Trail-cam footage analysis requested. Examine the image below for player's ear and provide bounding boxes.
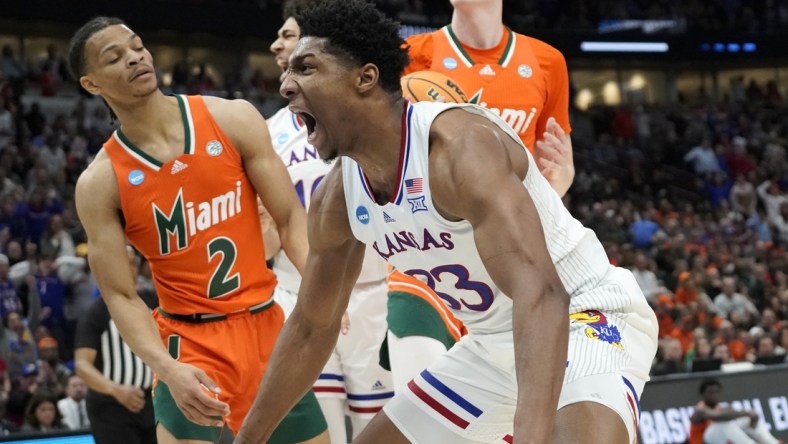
[80,75,101,96]
[357,63,379,94]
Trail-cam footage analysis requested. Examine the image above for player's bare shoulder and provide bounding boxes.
[75,150,120,208]
[74,149,123,229]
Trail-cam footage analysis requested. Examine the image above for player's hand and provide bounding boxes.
[341,311,351,335]
[161,362,229,427]
[535,117,574,198]
[112,384,146,413]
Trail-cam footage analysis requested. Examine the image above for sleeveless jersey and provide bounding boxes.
[267,107,386,293]
[103,95,275,315]
[343,102,636,335]
[405,25,571,151]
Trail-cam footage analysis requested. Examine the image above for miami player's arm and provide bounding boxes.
[533,43,574,197]
[75,154,229,427]
[206,97,308,273]
[429,109,570,443]
[236,164,364,443]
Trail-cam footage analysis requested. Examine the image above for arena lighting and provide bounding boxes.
[580,41,669,53]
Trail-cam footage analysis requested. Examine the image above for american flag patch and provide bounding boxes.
[405,178,423,195]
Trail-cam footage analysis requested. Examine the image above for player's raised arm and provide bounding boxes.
[207,97,309,273]
[428,109,570,442]
[75,155,229,427]
[236,165,365,443]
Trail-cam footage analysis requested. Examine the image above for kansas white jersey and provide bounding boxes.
[342,101,644,335]
[268,108,386,292]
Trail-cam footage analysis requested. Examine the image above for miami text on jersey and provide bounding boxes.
[372,229,455,260]
[469,89,537,136]
[153,181,243,255]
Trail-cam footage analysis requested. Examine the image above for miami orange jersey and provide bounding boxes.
[405,25,571,151]
[103,95,275,315]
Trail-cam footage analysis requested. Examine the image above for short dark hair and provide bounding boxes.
[295,0,409,95]
[699,378,722,395]
[68,16,125,79]
[282,0,313,21]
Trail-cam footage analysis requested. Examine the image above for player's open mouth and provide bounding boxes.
[298,112,317,136]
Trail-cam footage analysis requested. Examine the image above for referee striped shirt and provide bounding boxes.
[75,290,158,390]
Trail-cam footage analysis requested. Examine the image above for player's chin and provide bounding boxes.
[317,144,338,162]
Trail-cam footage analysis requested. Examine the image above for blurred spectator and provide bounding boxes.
[631,252,661,304]
[32,255,67,348]
[39,215,74,259]
[631,208,666,250]
[20,393,64,432]
[0,255,22,320]
[0,97,14,150]
[0,45,26,101]
[651,337,687,375]
[3,305,40,381]
[714,320,747,362]
[756,180,787,223]
[753,335,786,364]
[36,337,69,391]
[729,174,757,216]
[684,136,722,175]
[713,276,759,321]
[57,374,88,430]
[35,44,70,97]
[6,363,40,426]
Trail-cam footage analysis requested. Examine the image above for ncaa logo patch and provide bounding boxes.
[276,132,289,145]
[356,206,370,225]
[442,57,458,70]
[128,170,145,186]
[518,64,533,78]
[206,140,223,156]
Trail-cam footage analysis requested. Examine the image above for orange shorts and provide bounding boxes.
[152,301,285,434]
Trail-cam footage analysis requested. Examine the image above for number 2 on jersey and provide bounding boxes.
[207,236,240,298]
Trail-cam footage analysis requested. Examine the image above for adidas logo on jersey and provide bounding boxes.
[383,212,396,223]
[170,160,188,174]
[479,64,496,76]
[371,380,385,390]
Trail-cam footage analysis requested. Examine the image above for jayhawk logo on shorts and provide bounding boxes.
[569,310,624,350]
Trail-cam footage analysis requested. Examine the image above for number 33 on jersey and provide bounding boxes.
[103,95,276,315]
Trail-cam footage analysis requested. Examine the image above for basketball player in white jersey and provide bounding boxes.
[235,1,658,443]
[388,0,576,396]
[263,3,394,441]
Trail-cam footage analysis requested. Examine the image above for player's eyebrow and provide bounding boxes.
[99,33,139,57]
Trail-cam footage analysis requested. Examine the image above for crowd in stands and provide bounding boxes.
[568,83,788,376]
[1,30,788,435]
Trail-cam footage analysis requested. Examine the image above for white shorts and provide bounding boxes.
[383,296,658,443]
[278,280,394,418]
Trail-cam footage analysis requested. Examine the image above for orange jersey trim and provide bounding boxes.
[388,269,467,341]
